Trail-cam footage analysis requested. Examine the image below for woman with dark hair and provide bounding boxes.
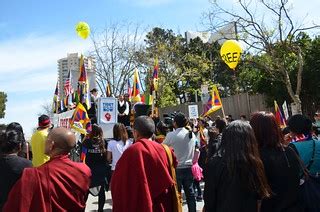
[288,114,320,175]
[155,121,169,143]
[0,130,32,210]
[82,124,108,212]
[207,119,227,159]
[204,120,271,212]
[107,123,132,172]
[6,122,31,160]
[250,112,302,212]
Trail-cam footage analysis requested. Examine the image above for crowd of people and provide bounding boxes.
[1,104,320,211]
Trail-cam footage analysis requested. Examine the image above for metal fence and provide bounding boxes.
[159,93,272,120]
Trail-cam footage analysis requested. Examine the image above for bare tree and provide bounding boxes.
[91,22,146,96]
[206,0,320,113]
[38,101,54,120]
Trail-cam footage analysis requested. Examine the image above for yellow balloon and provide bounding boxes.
[75,22,90,39]
[220,40,243,70]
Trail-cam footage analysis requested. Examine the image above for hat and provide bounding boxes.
[38,115,52,129]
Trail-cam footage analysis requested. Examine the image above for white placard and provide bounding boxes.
[188,105,199,119]
[98,97,118,124]
[53,109,75,129]
[282,101,289,120]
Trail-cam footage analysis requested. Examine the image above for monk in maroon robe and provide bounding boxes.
[3,127,91,212]
[111,116,177,212]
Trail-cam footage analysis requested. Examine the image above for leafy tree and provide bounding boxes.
[207,0,320,113]
[0,92,7,118]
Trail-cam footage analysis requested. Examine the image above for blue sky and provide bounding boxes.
[0,0,319,137]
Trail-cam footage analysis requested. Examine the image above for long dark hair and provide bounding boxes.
[6,122,26,143]
[250,112,283,148]
[87,124,105,153]
[219,120,271,198]
[113,123,128,145]
[0,130,24,154]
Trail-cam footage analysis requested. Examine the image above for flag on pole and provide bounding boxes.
[70,103,92,134]
[274,100,287,128]
[203,85,222,117]
[282,101,289,120]
[53,81,59,113]
[106,82,111,97]
[152,58,159,92]
[132,69,142,102]
[77,55,90,109]
[145,94,153,105]
[127,79,132,100]
[64,70,73,96]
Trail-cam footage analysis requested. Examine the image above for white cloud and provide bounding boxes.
[0,33,92,74]
[0,71,57,93]
[2,97,52,139]
[0,33,91,138]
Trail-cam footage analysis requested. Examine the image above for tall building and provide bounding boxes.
[58,53,96,100]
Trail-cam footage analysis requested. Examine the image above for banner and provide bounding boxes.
[53,109,75,129]
[188,105,199,119]
[98,97,118,124]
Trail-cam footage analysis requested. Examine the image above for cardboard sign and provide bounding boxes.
[188,105,199,119]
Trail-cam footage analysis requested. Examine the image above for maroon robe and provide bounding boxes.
[111,138,177,212]
[3,154,91,212]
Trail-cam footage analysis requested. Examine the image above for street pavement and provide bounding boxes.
[85,186,205,212]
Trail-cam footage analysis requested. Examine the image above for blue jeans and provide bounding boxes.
[176,167,196,212]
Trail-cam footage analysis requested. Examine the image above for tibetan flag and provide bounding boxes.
[152,58,159,92]
[203,85,222,117]
[77,55,90,110]
[132,69,142,102]
[274,100,287,128]
[127,80,132,100]
[106,82,111,97]
[80,147,87,163]
[78,55,87,83]
[70,103,92,134]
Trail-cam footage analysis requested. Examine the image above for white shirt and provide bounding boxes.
[163,127,196,169]
[118,100,130,115]
[107,139,132,170]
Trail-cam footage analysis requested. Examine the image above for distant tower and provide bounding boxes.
[57,53,96,100]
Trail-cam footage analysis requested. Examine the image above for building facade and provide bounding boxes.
[58,53,96,100]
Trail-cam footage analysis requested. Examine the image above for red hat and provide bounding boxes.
[38,115,52,128]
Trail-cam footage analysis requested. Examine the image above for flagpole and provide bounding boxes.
[151,90,155,117]
[221,103,226,120]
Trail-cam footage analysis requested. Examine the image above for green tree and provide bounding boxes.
[0,91,7,118]
[207,0,320,114]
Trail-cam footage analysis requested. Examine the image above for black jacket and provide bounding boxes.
[204,156,259,212]
[260,147,303,212]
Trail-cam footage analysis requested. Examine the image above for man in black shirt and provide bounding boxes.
[0,130,32,210]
